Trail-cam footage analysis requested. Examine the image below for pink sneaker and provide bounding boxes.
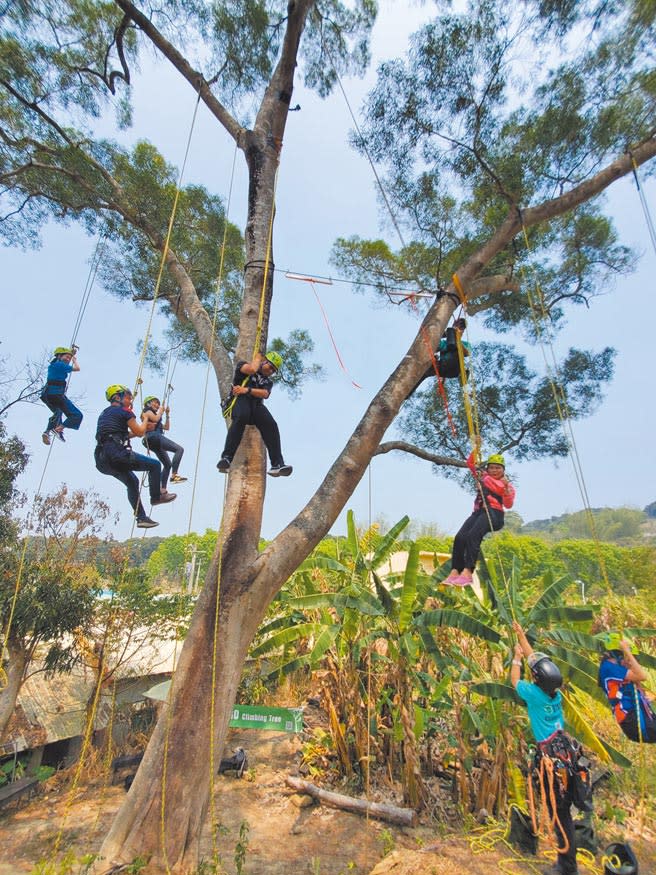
[448,575,473,587]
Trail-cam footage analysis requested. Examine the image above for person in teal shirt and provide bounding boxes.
[511,621,580,875]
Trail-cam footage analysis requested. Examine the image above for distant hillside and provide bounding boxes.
[521,505,656,544]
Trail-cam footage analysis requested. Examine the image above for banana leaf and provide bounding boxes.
[250,622,325,657]
[368,514,411,568]
[417,608,502,643]
[529,571,575,615]
[562,691,631,768]
[398,542,419,633]
[309,625,339,663]
[542,628,604,652]
[530,605,595,625]
[471,681,523,705]
[298,555,350,574]
[371,570,396,617]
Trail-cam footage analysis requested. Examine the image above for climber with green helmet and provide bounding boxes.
[141,396,187,488]
[444,437,515,587]
[598,632,656,743]
[217,351,292,477]
[40,346,82,445]
[94,384,176,529]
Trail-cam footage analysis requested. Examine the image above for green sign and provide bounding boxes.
[228,704,304,733]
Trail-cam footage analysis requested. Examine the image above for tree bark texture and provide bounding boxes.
[0,637,27,747]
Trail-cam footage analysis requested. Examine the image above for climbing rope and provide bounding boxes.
[515,217,613,596]
[0,223,112,688]
[629,152,656,257]
[132,90,202,396]
[156,142,240,873]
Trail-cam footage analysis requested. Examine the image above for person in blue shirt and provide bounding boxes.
[598,632,656,743]
[217,351,292,477]
[94,384,176,529]
[40,346,83,445]
[511,621,581,875]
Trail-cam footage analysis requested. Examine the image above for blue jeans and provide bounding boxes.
[41,393,83,432]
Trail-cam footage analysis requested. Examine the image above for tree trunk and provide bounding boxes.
[0,636,28,746]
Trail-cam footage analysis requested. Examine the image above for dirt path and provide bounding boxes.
[0,728,654,875]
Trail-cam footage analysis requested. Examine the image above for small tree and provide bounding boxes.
[0,486,112,743]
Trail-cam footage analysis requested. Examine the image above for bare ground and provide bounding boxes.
[0,726,654,875]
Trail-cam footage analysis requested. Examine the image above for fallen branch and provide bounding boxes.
[285,775,417,827]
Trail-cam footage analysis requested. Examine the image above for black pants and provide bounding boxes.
[95,444,161,520]
[620,706,656,743]
[222,397,283,466]
[546,782,578,875]
[41,393,83,432]
[451,507,504,571]
[143,434,184,489]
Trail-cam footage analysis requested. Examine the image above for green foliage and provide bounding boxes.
[234,820,250,875]
[0,420,28,544]
[489,530,656,595]
[145,530,218,588]
[398,341,614,480]
[523,507,649,543]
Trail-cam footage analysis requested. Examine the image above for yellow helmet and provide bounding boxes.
[264,351,283,371]
[105,384,128,402]
[143,396,159,406]
[53,346,74,356]
[486,454,505,467]
[603,632,638,654]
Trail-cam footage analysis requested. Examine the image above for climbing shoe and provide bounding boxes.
[152,492,177,505]
[445,574,473,587]
[137,517,159,529]
[217,457,231,473]
[268,464,293,477]
[170,473,188,483]
[42,432,51,446]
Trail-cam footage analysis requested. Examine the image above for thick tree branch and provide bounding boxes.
[374,441,466,468]
[255,136,656,592]
[112,0,244,145]
[467,274,520,300]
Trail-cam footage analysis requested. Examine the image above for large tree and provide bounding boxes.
[1,0,655,871]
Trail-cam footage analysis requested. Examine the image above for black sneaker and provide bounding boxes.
[170,473,188,483]
[217,457,231,473]
[152,492,177,505]
[137,517,159,529]
[53,428,65,442]
[268,464,293,477]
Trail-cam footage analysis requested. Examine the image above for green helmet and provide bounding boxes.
[105,384,128,402]
[53,346,74,356]
[486,453,505,468]
[143,396,159,406]
[264,351,283,371]
[603,632,638,654]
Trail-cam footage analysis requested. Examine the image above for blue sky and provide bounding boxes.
[2,2,655,545]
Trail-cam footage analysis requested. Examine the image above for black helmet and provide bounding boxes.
[529,653,563,696]
[603,842,639,875]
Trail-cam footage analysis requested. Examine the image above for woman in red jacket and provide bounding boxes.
[445,446,516,587]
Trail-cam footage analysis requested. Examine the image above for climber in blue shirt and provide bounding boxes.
[40,346,83,445]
